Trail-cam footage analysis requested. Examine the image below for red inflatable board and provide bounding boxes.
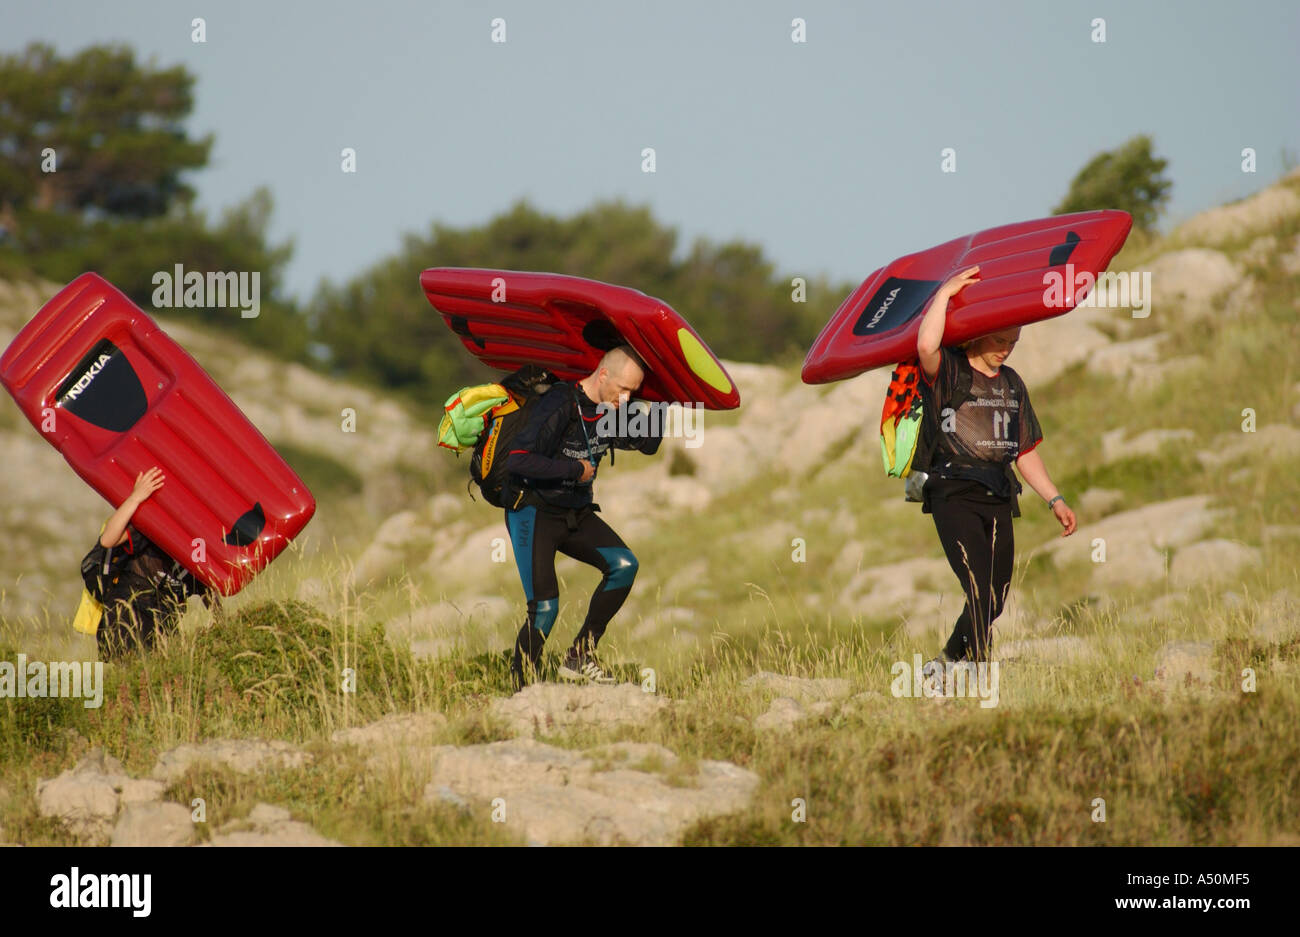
[420,269,741,410]
[0,273,315,596]
[801,210,1133,383]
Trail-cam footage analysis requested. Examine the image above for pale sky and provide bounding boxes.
[5,0,1298,301]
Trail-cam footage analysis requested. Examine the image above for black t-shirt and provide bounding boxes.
[919,346,1043,515]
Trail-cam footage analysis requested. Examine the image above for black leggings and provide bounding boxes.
[930,495,1015,661]
[504,503,639,664]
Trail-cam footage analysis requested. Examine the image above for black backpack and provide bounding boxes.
[469,364,558,507]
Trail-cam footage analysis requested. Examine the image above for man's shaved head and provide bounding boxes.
[600,344,647,376]
[583,344,647,406]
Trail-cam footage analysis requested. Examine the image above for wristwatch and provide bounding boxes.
[1047,495,1065,510]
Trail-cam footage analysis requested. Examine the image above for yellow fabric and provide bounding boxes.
[73,522,108,635]
[72,589,103,635]
[459,383,510,410]
[881,419,898,472]
[478,397,520,475]
[438,382,511,451]
[882,419,918,476]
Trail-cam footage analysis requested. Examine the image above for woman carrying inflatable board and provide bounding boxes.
[801,211,1128,670]
[916,266,1076,670]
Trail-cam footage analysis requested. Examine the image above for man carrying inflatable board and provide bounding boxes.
[502,345,662,689]
[423,268,740,689]
[916,267,1076,672]
[78,466,221,658]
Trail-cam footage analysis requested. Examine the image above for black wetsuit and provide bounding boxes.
[81,526,206,658]
[918,346,1043,661]
[502,382,662,675]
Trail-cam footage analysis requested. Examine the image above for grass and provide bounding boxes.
[1,539,1298,845]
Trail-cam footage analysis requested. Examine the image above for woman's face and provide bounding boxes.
[971,329,1020,369]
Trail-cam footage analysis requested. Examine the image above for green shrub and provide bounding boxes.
[196,600,424,730]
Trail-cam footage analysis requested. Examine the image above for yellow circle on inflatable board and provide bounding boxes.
[676,328,731,394]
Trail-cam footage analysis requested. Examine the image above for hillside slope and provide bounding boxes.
[2,173,1298,846]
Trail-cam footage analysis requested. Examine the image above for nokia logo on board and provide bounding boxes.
[62,353,113,403]
[864,286,901,330]
[852,277,943,336]
[55,339,148,432]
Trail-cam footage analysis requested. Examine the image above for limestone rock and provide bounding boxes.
[1172,184,1300,247]
[1196,424,1300,470]
[490,683,668,737]
[111,802,195,847]
[1129,354,1205,394]
[209,802,341,847]
[350,510,428,585]
[331,711,449,748]
[838,557,956,614]
[151,739,311,784]
[1077,487,1124,518]
[754,697,806,731]
[1170,539,1261,587]
[34,748,147,843]
[1145,249,1242,322]
[998,636,1095,663]
[423,523,510,590]
[1124,593,1189,626]
[1154,641,1215,686]
[630,606,695,640]
[1089,335,1166,381]
[742,671,852,702]
[1252,589,1300,643]
[1030,495,1224,590]
[1100,427,1194,465]
[428,492,464,524]
[421,738,759,846]
[331,712,449,770]
[1280,233,1300,277]
[36,764,120,843]
[119,779,166,806]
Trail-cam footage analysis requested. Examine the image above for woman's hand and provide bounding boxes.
[1052,500,1077,536]
[129,467,165,504]
[100,466,165,548]
[918,266,981,376]
[941,265,980,297]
